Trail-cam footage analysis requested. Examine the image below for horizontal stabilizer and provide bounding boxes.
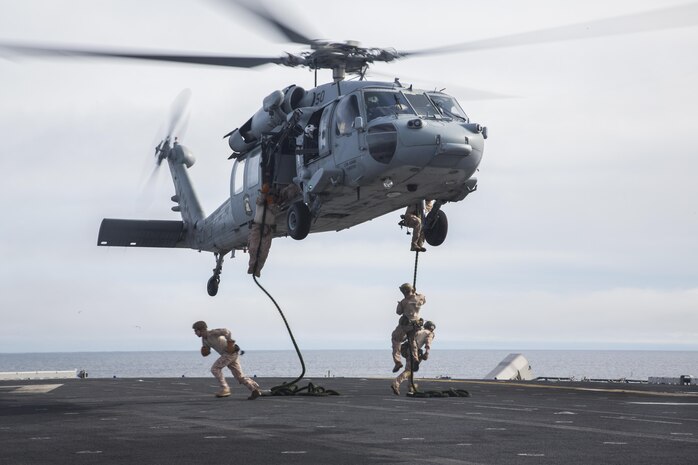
[98,219,184,248]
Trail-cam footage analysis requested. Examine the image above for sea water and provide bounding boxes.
[1,350,696,380]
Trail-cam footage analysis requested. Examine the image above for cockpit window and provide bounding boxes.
[364,91,413,122]
[428,93,469,122]
[335,94,360,136]
[318,103,334,157]
[404,93,439,118]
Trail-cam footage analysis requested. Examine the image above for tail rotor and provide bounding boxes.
[153,88,191,169]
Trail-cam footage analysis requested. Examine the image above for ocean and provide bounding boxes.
[0,350,696,381]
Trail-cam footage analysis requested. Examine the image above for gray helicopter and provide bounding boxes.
[99,73,483,296]
[3,1,695,296]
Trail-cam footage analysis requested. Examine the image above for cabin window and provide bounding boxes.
[246,153,260,188]
[364,91,413,122]
[233,158,246,195]
[335,94,360,136]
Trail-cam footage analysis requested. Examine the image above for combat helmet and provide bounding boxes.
[399,283,413,293]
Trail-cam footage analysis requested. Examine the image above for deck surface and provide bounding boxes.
[1,377,697,464]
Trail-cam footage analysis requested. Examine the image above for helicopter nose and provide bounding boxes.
[434,134,473,157]
[395,121,484,170]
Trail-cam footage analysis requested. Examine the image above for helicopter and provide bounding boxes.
[2,1,695,296]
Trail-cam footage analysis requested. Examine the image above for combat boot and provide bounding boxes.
[215,387,231,397]
[391,383,400,396]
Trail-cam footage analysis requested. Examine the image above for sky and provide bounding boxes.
[1,0,697,353]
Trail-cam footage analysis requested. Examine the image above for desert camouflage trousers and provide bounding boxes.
[391,325,419,365]
[211,352,260,392]
[248,224,273,276]
[402,213,424,249]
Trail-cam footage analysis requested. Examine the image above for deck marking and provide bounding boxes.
[447,380,698,398]
[601,415,682,425]
[281,451,307,454]
[518,453,545,456]
[629,402,698,406]
[299,399,698,444]
[76,451,103,454]
[2,384,64,394]
[476,405,536,412]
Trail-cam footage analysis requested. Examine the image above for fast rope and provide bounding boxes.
[403,332,470,398]
[412,250,420,290]
[408,249,420,393]
[404,251,469,399]
[250,194,338,397]
[408,388,470,398]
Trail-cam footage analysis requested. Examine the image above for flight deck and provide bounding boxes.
[1,377,697,464]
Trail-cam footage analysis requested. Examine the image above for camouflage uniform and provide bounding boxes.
[403,200,434,251]
[391,284,426,368]
[201,328,260,396]
[247,184,300,277]
[247,195,278,277]
[392,327,435,395]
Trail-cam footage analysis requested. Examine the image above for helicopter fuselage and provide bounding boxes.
[203,80,484,248]
[98,80,485,265]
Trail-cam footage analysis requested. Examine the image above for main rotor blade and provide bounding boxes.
[367,69,514,101]
[0,42,287,68]
[403,3,698,58]
[220,0,319,45]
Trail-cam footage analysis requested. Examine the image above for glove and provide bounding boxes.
[226,340,236,354]
[201,346,210,357]
[421,352,429,361]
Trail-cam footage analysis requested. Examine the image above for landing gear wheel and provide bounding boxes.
[424,210,448,246]
[207,275,220,297]
[287,201,311,240]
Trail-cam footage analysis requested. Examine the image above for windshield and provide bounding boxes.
[428,93,469,121]
[404,93,439,118]
[364,91,414,122]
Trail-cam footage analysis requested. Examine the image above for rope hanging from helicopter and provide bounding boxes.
[249,132,338,398]
[404,234,469,398]
[412,250,419,290]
